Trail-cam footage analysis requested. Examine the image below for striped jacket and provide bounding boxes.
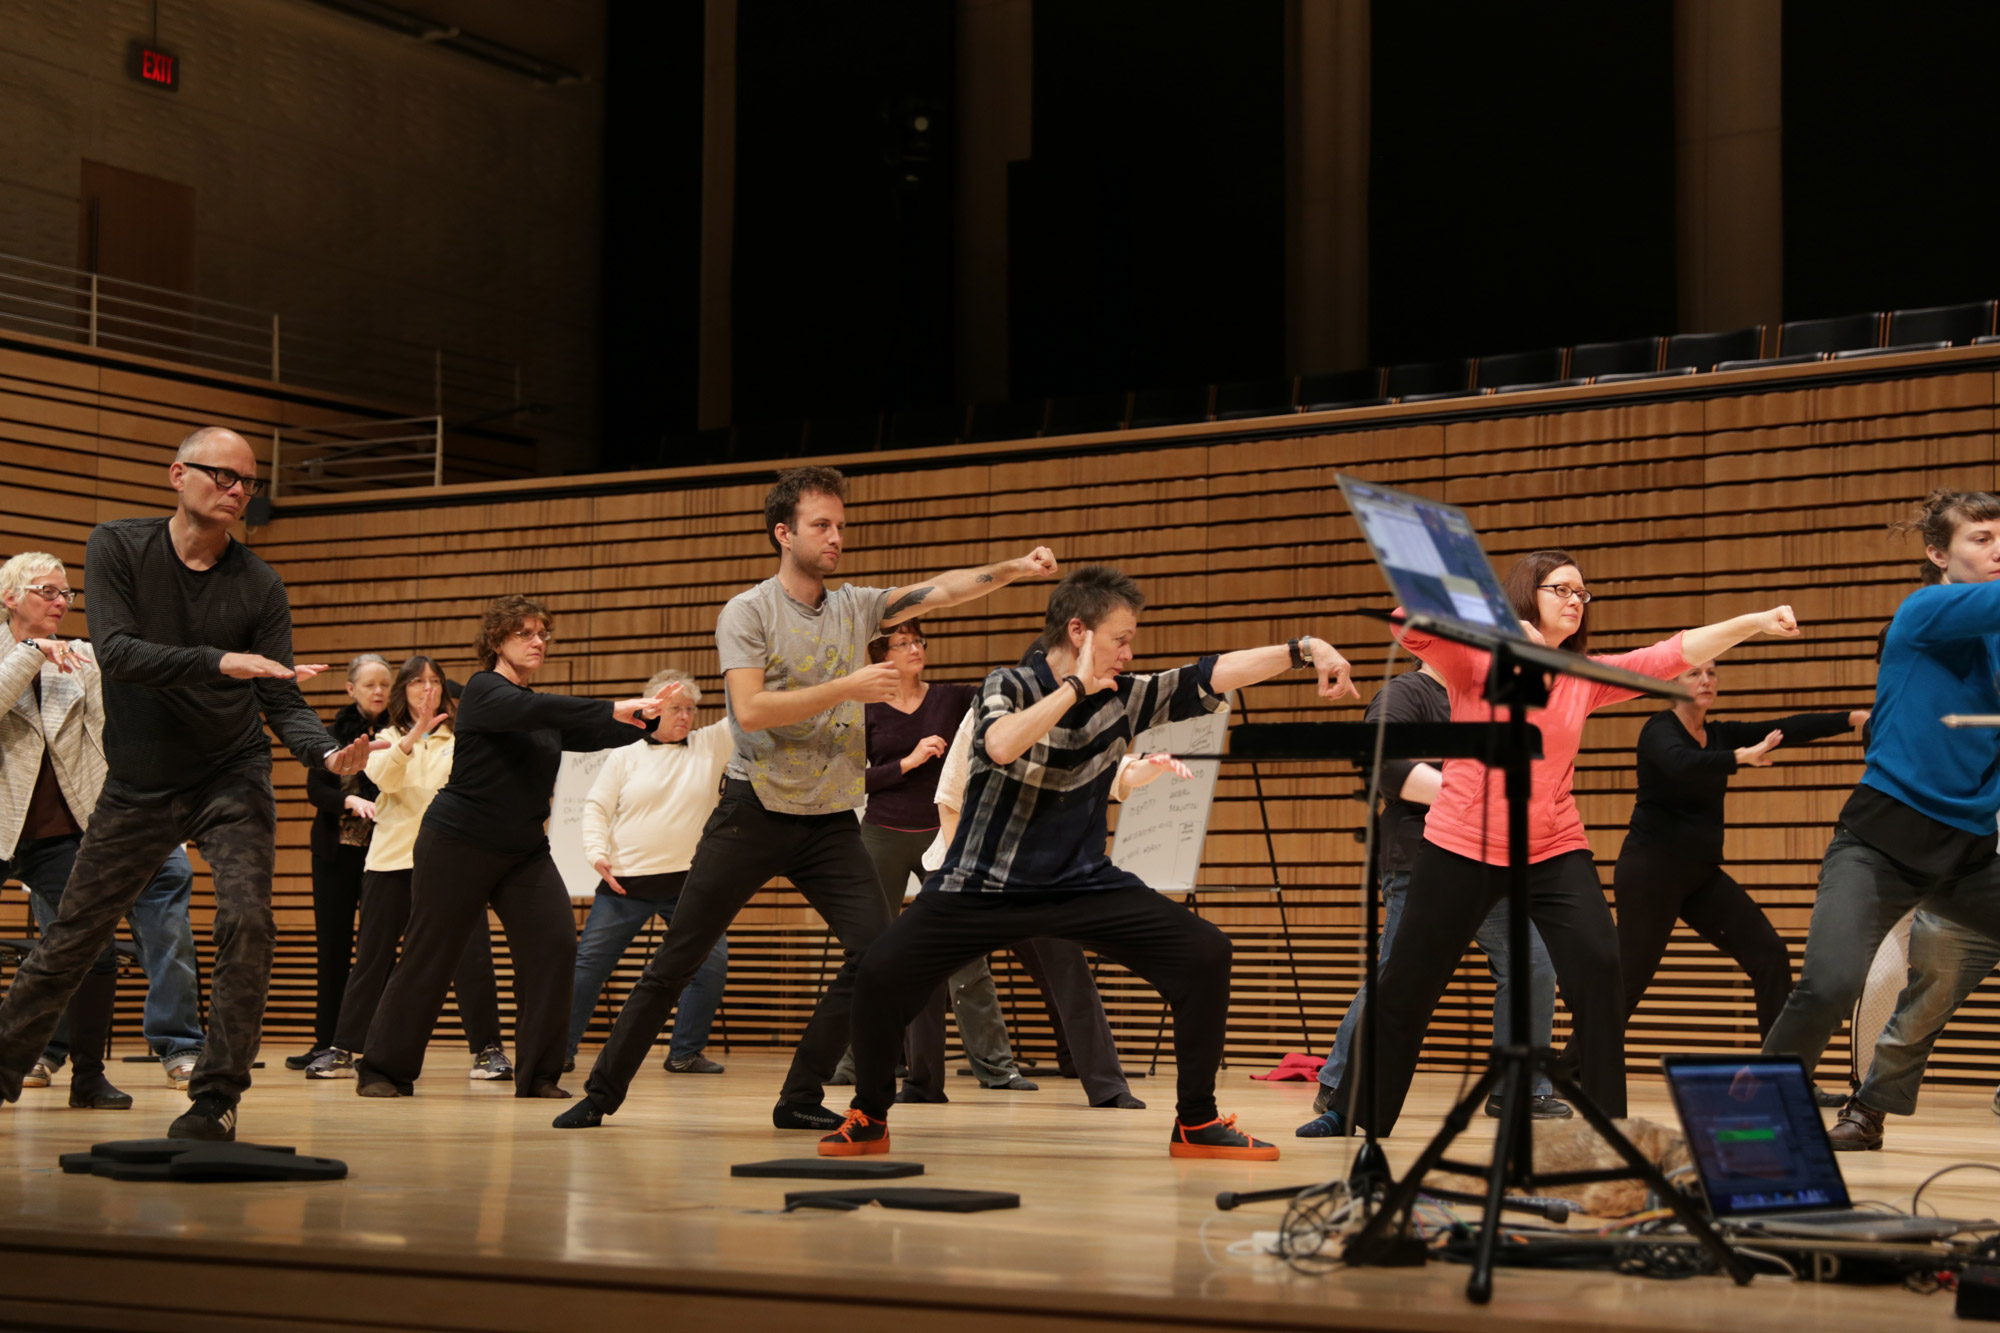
[0,637,107,860]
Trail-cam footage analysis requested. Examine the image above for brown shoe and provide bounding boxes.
[1828,1098,1885,1151]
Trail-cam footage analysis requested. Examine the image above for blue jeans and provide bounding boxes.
[567,891,726,1063]
[14,834,204,1066]
[1858,910,2000,1115]
[1320,868,1557,1097]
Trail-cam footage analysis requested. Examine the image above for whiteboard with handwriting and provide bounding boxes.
[1109,696,1231,891]
[549,747,621,900]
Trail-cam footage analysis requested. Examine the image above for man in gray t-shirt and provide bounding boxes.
[559,464,1055,1132]
[716,578,890,815]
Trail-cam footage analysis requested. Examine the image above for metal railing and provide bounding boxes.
[272,415,444,498]
[0,250,520,425]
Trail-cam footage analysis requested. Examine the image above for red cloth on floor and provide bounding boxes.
[1249,1052,1326,1081]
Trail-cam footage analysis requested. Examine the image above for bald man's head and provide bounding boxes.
[176,426,255,471]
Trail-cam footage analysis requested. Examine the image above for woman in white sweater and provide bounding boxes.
[567,667,733,1074]
[306,656,505,1079]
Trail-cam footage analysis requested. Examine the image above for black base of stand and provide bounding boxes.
[1343,1044,1753,1301]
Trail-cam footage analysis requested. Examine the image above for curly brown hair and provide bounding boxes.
[475,594,553,670]
[1894,489,2000,585]
[764,466,847,553]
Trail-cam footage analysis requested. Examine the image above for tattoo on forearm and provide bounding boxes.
[885,586,935,619]
[976,573,993,584]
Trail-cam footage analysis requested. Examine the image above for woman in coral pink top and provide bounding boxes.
[1321,549,1800,1135]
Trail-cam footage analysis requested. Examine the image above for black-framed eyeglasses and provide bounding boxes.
[182,461,265,496]
[1538,583,1592,604]
[509,627,554,643]
[23,585,78,605]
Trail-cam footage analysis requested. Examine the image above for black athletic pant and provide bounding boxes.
[848,885,1229,1123]
[1612,843,1793,1036]
[357,825,575,1097]
[1326,843,1625,1136]
[309,844,366,1050]
[584,780,891,1114]
[332,867,503,1055]
[0,768,278,1105]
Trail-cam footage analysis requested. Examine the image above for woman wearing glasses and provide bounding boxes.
[842,620,1035,1101]
[356,596,676,1100]
[1314,549,1803,1136]
[1611,660,1865,1052]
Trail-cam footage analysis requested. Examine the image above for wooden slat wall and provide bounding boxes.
[6,334,1999,1091]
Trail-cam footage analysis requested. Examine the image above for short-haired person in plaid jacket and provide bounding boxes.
[820,565,1360,1161]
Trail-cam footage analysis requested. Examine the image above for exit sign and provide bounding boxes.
[131,43,178,91]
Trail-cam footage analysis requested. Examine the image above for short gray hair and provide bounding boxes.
[347,652,391,681]
[645,666,701,705]
[0,551,65,607]
[176,426,249,462]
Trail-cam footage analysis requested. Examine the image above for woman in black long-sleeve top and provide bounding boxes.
[357,597,672,1100]
[291,654,390,1069]
[1614,658,1867,1036]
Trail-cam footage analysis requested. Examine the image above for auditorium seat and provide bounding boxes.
[1297,368,1387,411]
[883,404,965,448]
[1213,376,1297,419]
[1570,336,1664,380]
[1872,300,1997,351]
[1474,348,1566,393]
[1833,340,1950,360]
[1128,385,1212,428]
[965,399,1047,442]
[1594,365,1697,385]
[1664,325,1765,372]
[1716,352,1823,373]
[1776,312,1885,358]
[1044,391,1129,435]
[1385,359,1475,402]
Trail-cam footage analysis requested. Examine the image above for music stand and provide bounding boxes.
[1325,475,1750,1300]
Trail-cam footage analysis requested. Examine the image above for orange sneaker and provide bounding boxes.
[1169,1113,1280,1161]
[818,1107,890,1157]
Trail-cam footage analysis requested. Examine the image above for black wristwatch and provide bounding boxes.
[1063,674,1087,702]
[1288,636,1312,670]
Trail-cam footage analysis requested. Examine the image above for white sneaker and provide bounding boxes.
[22,1059,55,1089]
[164,1052,199,1089]
[468,1045,514,1081]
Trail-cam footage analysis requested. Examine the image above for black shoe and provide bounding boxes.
[894,1083,949,1105]
[552,1098,604,1129]
[67,1073,133,1110]
[1812,1085,1849,1109]
[563,1057,576,1073]
[1312,1083,1337,1116]
[774,1101,844,1130]
[356,1080,405,1098]
[664,1055,725,1074]
[168,1093,237,1141]
[528,1082,572,1099]
[1484,1093,1574,1120]
[284,1049,328,1071]
[1093,1092,1147,1109]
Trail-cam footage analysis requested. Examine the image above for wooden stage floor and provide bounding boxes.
[0,1049,1995,1332]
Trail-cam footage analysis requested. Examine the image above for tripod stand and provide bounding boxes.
[1334,640,1752,1300]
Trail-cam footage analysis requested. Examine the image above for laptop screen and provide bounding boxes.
[1663,1056,1852,1217]
[1337,475,1522,640]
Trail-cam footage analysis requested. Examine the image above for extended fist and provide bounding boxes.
[1014,547,1059,580]
[844,660,903,703]
[1757,605,1800,638]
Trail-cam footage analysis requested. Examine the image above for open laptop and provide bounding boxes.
[1335,473,1688,702]
[1663,1054,1991,1242]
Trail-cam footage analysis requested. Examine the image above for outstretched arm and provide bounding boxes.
[1209,635,1360,700]
[880,547,1059,627]
[1679,606,1800,664]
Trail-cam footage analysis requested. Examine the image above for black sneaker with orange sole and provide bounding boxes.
[818,1108,890,1157]
[1169,1113,1280,1161]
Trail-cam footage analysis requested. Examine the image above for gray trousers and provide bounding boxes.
[0,768,278,1105]
[1765,827,2000,1079]
[1857,910,2000,1114]
[1012,935,1133,1104]
[848,822,1020,1092]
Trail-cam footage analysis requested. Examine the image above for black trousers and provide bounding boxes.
[333,867,503,1055]
[1612,844,1793,1037]
[357,825,575,1097]
[1327,843,1625,1135]
[1010,936,1131,1103]
[585,781,891,1113]
[309,843,367,1049]
[848,885,1230,1123]
[0,768,277,1105]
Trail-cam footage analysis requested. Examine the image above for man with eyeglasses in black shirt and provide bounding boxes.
[0,427,381,1142]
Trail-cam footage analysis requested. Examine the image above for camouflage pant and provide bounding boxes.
[0,767,276,1105]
